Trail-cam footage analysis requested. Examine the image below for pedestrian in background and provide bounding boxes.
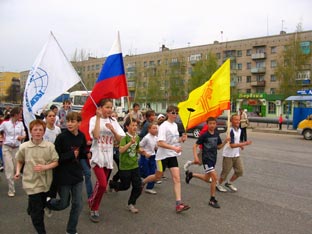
[278,114,283,130]
[239,108,248,142]
[0,106,26,197]
[15,119,59,234]
[58,100,72,132]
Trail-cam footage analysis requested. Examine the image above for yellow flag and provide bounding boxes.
[178,59,230,130]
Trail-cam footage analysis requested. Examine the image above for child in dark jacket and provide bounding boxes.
[47,112,87,234]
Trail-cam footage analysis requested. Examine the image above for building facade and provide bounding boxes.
[18,30,312,117]
[0,72,21,103]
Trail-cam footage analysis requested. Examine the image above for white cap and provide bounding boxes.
[157,114,165,120]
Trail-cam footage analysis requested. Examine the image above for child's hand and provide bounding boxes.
[174,146,182,153]
[33,164,46,172]
[14,173,20,180]
[245,140,252,145]
[130,136,136,144]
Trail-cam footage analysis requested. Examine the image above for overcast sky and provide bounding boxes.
[1,0,311,72]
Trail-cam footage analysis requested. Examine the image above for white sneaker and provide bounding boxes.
[8,191,15,197]
[127,204,139,213]
[225,182,238,192]
[216,184,227,192]
[183,160,193,171]
[145,189,157,195]
[155,180,162,184]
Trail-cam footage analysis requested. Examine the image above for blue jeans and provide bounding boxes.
[80,159,93,198]
[48,182,83,234]
[139,155,156,189]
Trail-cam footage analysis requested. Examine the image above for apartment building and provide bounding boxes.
[0,72,21,103]
[17,30,310,117]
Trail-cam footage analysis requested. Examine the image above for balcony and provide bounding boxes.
[251,52,266,59]
[251,67,266,73]
[251,81,266,87]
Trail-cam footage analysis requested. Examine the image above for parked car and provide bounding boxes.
[297,114,312,140]
[176,116,227,138]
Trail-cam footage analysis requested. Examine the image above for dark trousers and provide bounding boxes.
[240,127,247,142]
[111,168,142,205]
[279,123,282,130]
[28,192,48,234]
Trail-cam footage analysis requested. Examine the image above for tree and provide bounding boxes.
[188,52,218,91]
[5,78,21,103]
[276,24,312,97]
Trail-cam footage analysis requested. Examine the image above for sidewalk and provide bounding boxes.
[249,122,297,135]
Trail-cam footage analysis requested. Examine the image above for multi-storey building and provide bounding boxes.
[71,30,312,117]
[16,30,311,117]
[0,72,21,103]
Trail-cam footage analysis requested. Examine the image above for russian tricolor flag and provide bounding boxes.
[80,33,129,140]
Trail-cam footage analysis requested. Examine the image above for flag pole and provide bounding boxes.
[50,31,98,108]
[185,108,196,133]
[226,109,231,138]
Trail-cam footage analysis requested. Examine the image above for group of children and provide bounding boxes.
[8,100,252,234]
[184,114,252,208]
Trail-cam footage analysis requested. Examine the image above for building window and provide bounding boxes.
[283,103,292,115]
[237,50,242,57]
[270,75,276,82]
[216,53,221,59]
[157,60,161,65]
[237,63,242,70]
[246,49,252,56]
[246,89,251,93]
[237,76,242,83]
[271,46,277,54]
[143,61,147,67]
[270,88,276,94]
[271,60,277,68]
[268,102,276,114]
[247,62,251,69]
[256,87,264,93]
[246,76,251,83]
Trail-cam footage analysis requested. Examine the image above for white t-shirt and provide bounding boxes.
[156,121,181,160]
[89,116,125,169]
[44,126,61,143]
[139,133,157,156]
[222,127,241,157]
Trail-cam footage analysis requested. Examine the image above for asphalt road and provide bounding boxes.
[0,131,311,234]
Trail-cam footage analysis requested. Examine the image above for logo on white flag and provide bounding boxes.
[25,67,49,113]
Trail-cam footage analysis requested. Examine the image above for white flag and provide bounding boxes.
[23,32,80,131]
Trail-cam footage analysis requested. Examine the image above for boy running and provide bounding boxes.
[185,117,229,208]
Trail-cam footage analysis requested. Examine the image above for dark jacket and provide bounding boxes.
[54,129,87,186]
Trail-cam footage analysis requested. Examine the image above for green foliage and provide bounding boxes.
[275,27,311,97]
[188,52,218,91]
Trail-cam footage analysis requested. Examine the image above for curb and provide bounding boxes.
[252,128,298,135]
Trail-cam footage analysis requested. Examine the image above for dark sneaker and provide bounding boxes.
[185,171,193,184]
[209,199,220,208]
[89,210,100,223]
[176,203,191,213]
[109,180,118,192]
